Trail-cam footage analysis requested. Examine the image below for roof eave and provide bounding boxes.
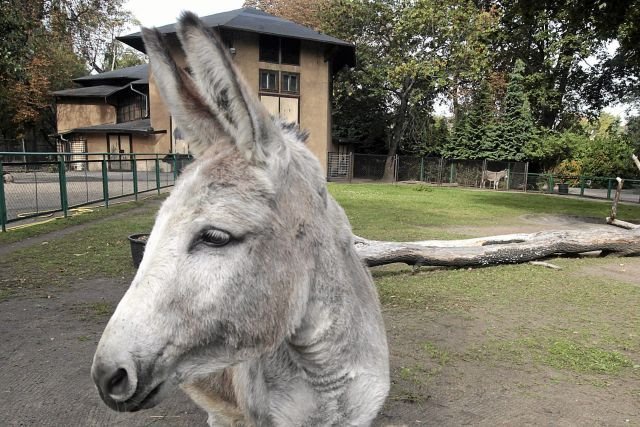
[117,28,355,73]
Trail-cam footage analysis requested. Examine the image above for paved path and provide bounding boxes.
[0,278,206,426]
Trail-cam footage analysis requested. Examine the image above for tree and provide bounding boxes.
[103,45,146,71]
[595,2,640,104]
[626,116,640,154]
[578,134,635,178]
[0,0,137,141]
[243,0,328,30]
[322,0,497,180]
[494,1,637,129]
[0,0,86,140]
[495,59,535,161]
[45,0,138,73]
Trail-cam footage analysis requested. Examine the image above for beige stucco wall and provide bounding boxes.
[83,133,171,172]
[57,102,116,133]
[234,34,331,170]
[148,72,172,152]
[152,31,332,171]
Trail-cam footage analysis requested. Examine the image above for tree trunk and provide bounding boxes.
[353,226,640,268]
[383,77,415,181]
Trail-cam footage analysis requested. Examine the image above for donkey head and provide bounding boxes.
[91,13,332,412]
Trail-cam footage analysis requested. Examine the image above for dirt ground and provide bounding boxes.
[377,305,639,426]
[1,214,639,426]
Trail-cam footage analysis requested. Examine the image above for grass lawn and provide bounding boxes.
[330,183,640,240]
[0,194,167,245]
[1,183,639,423]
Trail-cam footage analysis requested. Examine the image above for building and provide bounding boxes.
[52,8,355,172]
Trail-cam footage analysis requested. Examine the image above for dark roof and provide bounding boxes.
[57,119,165,136]
[52,85,124,98]
[53,66,150,98]
[118,8,355,71]
[73,64,149,86]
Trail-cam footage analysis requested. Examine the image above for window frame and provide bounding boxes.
[116,94,146,123]
[259,69,279,93]
[281,72,300,94]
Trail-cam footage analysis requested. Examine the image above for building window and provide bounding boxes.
[281,73,299,93]
[259,35,300,65]
[116,94,146,123]
[260,70,279,92]
[259,35,280,63]
[281,38,300,65]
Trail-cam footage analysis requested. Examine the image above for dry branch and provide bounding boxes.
[606,219,640,230]
[529,261,562,270]
[607,177,624,222]
[353,227,640,268]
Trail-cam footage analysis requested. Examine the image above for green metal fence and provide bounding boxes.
[0,152,193,232]
[328,152,640,204]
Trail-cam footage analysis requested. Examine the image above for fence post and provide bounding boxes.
[482,159,487,188]
[172,154,178,181]
[0,162,7,232]
[58,155,68,218]
[450,162,455,184]
[349,153,354,183]
[420,157,424,182]
[548,174,554,194]
[523,162,529,192]
[132,154,138,201]
[101,155,109,208]
[607,178,613,199]
[579,176,585,197]
[438,157,444,185]
[155,155,161,194]
[394,154,399,183]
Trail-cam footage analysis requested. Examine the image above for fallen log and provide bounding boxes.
[353,227,640,267]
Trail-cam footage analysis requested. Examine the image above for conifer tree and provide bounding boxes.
[497,59,534,160]
[441,80,497,159]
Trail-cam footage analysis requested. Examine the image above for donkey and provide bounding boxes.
[482,169,508,190]
[91,12,389,427]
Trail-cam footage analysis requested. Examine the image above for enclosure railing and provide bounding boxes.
[0,152,193,232]
[327,153,640,204]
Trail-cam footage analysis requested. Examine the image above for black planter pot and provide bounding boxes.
[128,234,149,268]
[557,183,569,195]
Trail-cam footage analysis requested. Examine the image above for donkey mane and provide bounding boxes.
[91,12,389,427]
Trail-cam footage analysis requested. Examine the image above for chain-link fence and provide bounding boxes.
[0,152,193,231]
[327,152,640,204]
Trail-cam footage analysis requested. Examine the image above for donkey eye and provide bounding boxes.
[200,228,231,247]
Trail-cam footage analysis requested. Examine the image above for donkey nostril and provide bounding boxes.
[107,368,130,398]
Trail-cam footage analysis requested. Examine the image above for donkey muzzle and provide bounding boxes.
[92,356,140,410]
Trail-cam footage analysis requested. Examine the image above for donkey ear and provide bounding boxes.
[142,27,233,158]
[176,12,280,165]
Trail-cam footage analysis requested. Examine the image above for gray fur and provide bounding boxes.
[91,12,389,426]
